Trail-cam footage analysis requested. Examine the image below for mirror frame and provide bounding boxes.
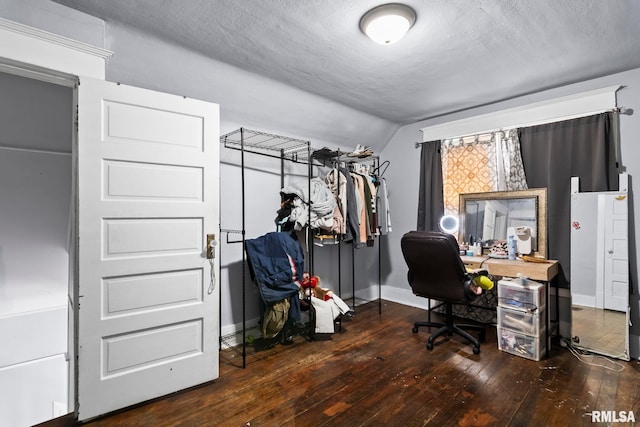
[459,188,548,258]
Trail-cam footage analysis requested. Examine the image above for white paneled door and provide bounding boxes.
[601,193,628,312]
[76,78,219,421]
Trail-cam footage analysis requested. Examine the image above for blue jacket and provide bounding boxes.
[245,231,304,321]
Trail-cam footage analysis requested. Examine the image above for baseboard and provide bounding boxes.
[220,317,261,348]
[380,286,430,310]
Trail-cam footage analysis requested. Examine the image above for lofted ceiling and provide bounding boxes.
[52,0,640,125]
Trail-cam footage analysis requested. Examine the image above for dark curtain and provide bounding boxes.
[518,112,619,286]
[417,140,444,231]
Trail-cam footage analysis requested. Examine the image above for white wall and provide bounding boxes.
[380,67,640,358]
[0,71,72,310]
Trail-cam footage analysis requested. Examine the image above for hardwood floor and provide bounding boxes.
[40,300,640,427]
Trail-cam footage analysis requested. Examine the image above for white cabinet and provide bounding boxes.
[0,307,68,427]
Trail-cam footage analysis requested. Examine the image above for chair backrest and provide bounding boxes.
[400,231,468,302]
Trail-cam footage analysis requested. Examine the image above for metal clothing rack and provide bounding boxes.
[220,128,387,367]
[219,127,312,368]
[310,151,384,316]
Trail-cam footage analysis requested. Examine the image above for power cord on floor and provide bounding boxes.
[560,337,625,372]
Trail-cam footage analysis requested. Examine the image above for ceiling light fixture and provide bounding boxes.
[359,3,416,45]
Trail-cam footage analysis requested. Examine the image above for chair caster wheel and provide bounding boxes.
[426,342,434,350]
[412,326,418,333]
[473,346,480,355]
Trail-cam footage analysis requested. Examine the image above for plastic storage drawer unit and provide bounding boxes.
[497,326,547,361]
[497,278,546,312]
[497,305,545,336]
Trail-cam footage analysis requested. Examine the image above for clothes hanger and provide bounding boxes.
[375,160,390,177]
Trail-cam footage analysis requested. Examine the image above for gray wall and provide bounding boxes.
[1,0,398,336]
[380,68,640,358]
[102,21,399,151]
[3,1,640,355]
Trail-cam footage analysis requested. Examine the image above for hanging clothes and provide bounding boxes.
[309,177,335,230]
[330,204,344,235]
[364,173,378,240]
[378,177,392,235]
[325,168,347,235]
[245,231,304,323]
[350,172,368,246]
[278,185,308,231]
[338,165,360,243]
[358,172,374,244]
[275,192,298,232]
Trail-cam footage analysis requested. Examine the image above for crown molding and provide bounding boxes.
[0,17,112,60]
[420,85,621,142]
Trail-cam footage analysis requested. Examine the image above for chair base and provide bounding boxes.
[413,304,486,354]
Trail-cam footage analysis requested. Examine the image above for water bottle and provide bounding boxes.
[507,235,517,260]
[474,242,482,256]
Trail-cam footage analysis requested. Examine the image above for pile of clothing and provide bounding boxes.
[245,231,353,340]
[277,177,335,232]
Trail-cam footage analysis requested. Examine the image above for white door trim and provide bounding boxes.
[0,17,109,419]
[0,17,111,80]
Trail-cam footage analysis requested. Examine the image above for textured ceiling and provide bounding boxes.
[53,0,640,124]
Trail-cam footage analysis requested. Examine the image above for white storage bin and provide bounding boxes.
[497,305,545,336]
[497,278,546,312]
[497,326,546,361]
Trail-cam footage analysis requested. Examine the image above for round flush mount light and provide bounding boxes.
[359,3,416,45]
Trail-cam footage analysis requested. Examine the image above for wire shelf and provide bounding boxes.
[220,127,311,163]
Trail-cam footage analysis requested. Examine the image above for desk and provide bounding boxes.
[460,256,559,282]
[461,256,559,358]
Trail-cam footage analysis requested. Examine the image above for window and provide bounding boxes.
[441,129,527,217]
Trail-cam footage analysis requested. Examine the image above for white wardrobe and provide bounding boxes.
[0,72,72,425]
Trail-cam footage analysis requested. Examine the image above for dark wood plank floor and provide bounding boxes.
[41,300,640,427]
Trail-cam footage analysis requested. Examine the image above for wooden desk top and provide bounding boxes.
[461,256,559,282]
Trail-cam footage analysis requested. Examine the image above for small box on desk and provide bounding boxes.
[497,278,546,313]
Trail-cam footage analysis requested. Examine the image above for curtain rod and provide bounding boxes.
[414,107,626,149]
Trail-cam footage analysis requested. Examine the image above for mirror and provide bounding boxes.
[570,175,629,360]
[459,188,547,258]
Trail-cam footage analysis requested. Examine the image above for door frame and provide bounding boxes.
[0,17,113,418]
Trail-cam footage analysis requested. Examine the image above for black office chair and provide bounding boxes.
[401,231,488,354]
